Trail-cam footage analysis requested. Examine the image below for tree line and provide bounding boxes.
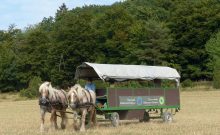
[0,0,220,92]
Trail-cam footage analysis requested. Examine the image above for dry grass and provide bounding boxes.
[0,90,220,135]
[0,92,26,102]
[181,81,213,91]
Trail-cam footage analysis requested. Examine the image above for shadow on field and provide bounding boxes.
[95,119,167,128]
[98,119,176,127]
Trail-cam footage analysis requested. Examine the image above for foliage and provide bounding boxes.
[127,20,172,65]
[0,26,22,92]
[181,79,194,88]
[205,31,220,88]
[0,1,220,91]
[212,59,220,89]
[167,0,220,80]
[20,76,42,98]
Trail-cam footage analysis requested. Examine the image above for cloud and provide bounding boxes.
[0,0,121,30]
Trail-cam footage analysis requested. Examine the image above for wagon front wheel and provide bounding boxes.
[162,112,173,123]
[143,111,150,122]
[110,112,119,127]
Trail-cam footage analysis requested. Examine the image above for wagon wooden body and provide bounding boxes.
[75,62,180,125]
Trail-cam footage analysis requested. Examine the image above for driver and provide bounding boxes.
[85,78,96,92]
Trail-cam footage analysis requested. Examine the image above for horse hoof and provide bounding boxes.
[80,128,85,132]
[61,125,66,129]
[40,127,44,132]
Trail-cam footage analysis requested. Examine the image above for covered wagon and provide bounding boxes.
[75,62,181,126]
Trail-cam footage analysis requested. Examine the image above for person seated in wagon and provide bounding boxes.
[85,78,96,92]
[85,78,106,108]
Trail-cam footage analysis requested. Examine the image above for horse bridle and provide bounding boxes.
[39,96,50,107]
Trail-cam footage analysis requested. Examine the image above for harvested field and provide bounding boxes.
[0,91,220,135]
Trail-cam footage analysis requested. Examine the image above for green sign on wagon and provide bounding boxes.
[119,96,165,106]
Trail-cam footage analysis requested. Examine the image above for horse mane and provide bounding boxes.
[48,84,57,100]
[39,81,61,101]
[68,84,96,105]
[68,84,84,100]
[39,81,50,93]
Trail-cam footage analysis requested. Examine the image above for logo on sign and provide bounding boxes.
[136,97,143,105]
[159,97,165,105]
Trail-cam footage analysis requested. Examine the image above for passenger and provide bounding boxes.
[85,78,96,92]
[85,78,101,107]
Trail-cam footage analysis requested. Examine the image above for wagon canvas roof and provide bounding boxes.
[75,62,180,83]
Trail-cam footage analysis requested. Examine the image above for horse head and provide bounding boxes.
[39,82,51,98]
[39,81,53,106]
[68,84,83,109]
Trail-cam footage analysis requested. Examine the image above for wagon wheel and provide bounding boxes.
[162,112,173,123]
[143,111,150,122]
[110,112,119,127]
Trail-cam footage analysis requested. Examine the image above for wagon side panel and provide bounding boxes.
[149,88,164,96]
[133,88,149,96]
[108,88,117,107]
[165,88,180,106]
[108,88,133,107]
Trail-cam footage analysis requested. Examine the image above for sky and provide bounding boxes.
[0,0,122,30]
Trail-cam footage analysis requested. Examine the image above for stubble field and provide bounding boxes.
[0,90,220,135]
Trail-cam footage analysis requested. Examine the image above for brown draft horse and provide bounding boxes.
[39,82,68,132]
[68,84,97,132]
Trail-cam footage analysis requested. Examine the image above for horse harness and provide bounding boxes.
[73,89,95,110]
[39,89,68,111]
[39,88,95,117]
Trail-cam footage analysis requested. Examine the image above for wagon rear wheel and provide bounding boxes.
[162,112,173,123]
[110,112,119,127]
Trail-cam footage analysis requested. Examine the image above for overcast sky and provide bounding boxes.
[0,0,122,30]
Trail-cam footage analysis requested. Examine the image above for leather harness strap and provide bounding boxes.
[60,89,68,106]
[87,90,93,104]
[82,89,90,103]
[72,89,94,109]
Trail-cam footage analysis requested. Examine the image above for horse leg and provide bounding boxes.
[50,109,57,130]
[60,111,67,129]
[88,108,94,127]
[54,111,58,129]
[80,109,87,132]
[40,108,46,132]
[72,111,78,132]
[92,108,97,126]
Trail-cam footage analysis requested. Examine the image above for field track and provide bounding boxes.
[0,91,220,135]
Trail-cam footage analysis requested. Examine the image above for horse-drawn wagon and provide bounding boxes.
[75,62,181,126]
